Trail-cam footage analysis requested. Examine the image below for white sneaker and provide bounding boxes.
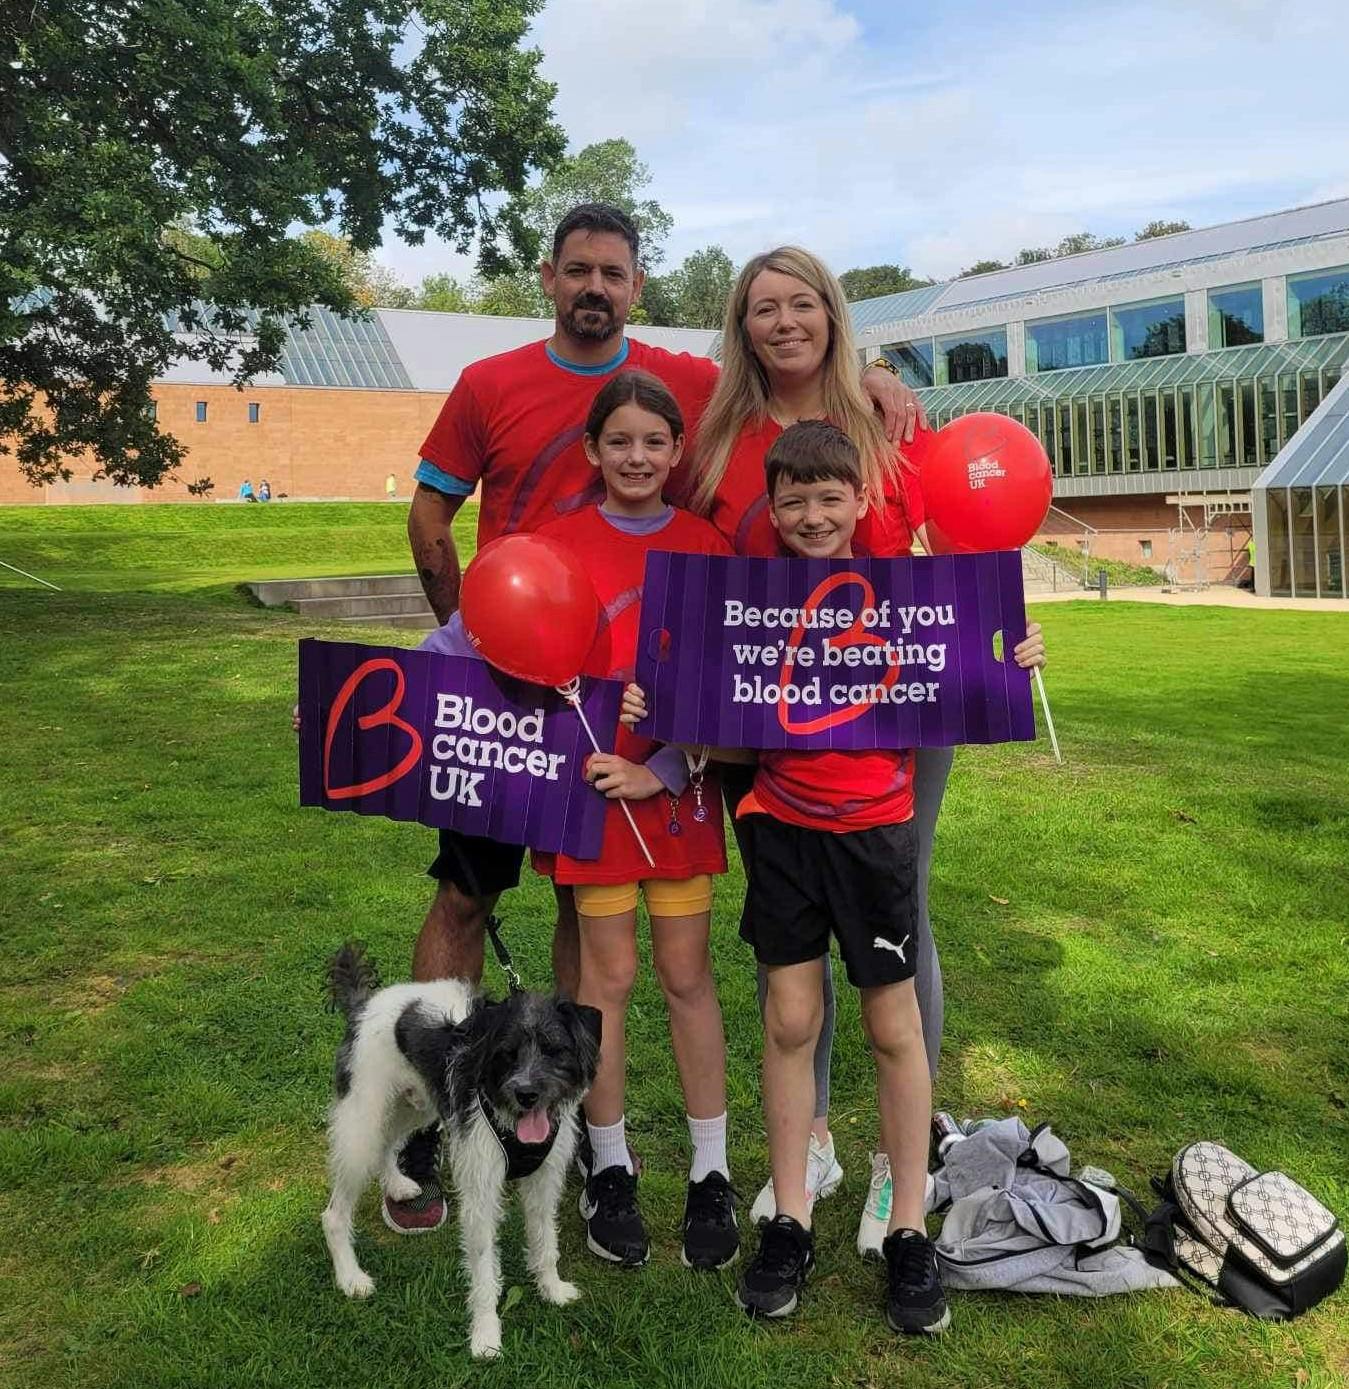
[749,1131,845,1225]
[857,1153,938,1260]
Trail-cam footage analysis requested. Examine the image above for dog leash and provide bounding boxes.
[484,914,523,995]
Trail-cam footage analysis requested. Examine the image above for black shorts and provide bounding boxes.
[738,815,919,988]
[426,829,524,899]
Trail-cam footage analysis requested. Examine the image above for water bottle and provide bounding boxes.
[932,1112,967,1159]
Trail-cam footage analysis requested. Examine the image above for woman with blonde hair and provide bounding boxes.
[687,245,1046,1255]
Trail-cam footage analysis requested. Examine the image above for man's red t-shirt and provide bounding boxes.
[707,416,931,558]
[418,339,719,547]
[533,505,731,887]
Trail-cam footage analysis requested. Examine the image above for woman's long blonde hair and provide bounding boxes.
[690,246,896,516]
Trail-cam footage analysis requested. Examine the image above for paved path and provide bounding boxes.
[1029,586,1349,613]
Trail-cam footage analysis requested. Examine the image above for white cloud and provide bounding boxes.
[378,0,1349,290]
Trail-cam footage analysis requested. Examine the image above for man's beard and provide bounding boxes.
[561,295,620,343]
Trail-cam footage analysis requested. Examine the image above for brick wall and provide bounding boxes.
[1041,496,1254,584]
[0,384,447,505]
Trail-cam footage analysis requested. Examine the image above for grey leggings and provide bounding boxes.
[752,745,955,1111]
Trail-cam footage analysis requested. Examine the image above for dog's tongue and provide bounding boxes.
[516,1108,551,1144]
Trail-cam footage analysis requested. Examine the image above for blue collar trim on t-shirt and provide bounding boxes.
[598,504,674,535]
[545,339,630,376]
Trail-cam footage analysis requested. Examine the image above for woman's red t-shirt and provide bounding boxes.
[705,417,932,558]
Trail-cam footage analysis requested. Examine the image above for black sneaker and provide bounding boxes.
[883,1228,950,1334]
[579,1164,649,1267]
[735,1214,815,1318]
[382,1124,447,1235]
[576,1129,643,1183]
[682,1172,740,1270]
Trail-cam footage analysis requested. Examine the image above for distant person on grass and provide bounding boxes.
[258,478,272,502]
[395,203,923,1234]
[238,478,255,502]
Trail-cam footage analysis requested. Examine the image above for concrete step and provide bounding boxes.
[290,592,434,618]
[249,574,424,604]
[336,613,440,631]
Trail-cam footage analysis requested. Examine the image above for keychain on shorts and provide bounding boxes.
[666,746,711,837]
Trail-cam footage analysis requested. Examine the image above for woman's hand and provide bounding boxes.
[1013,621,1047,670]
[619,682,649,726]
[861,366,927,444]
[585,753,663,801]
[292,703,302,734]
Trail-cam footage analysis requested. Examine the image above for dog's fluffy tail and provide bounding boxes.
[325,942,381,1016]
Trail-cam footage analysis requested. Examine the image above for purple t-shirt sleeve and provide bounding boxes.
[645,744,689,796]
[416,611,480,660]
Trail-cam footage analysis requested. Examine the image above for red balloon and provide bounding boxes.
[919,413,1053,551]
[459,534,600,686]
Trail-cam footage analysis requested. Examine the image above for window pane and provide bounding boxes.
[1142,392,1160,470]
[1111,297,1186,360]
[1125,395,1141,471]
[1161,390,1178,469]
[196,401,207,422]
[1208,285,1264,347]
[1108,396,1123,472]
[934,328,1008,385]
[248,402,261,424]
[1058,402,1074,473]
[1090,396,1106,474]
[1287,265,1349,338]
[1239,381,1257,467]
[1026,312,1108,372]
[1290,487,1317,594]
[1258,377,1279,463]
[881,340,934,388]
[1266,490,1291,596]
[1216,382,1236,467]
[1316,487,1344,597]
[1178,385,1196,469]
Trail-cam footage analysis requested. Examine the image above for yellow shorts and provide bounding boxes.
[573,875,714,919]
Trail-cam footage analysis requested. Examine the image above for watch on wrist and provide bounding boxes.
[865,355,900,377]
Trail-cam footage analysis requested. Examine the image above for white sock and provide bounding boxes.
[688,1111,729,1183]
[587,1116,632,1176]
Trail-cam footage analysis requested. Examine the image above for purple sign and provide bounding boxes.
[298,639,622,857]
[635,551,1034,749]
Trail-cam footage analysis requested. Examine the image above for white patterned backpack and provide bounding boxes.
[1142,1142,1344,1320]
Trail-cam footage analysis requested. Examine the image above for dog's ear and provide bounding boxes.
[560,999,602,1049]
[556,997,602,1084]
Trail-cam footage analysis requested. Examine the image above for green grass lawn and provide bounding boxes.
[2,504,1347,1389]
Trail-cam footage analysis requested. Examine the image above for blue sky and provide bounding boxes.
[381,0,1349,290]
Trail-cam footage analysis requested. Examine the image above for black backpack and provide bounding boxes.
[1142,1142,1344,1321]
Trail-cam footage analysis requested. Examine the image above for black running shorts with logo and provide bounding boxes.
[427,829,525,898]
[738,814,919,988]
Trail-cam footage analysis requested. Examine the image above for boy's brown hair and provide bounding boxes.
[764,419,863,501]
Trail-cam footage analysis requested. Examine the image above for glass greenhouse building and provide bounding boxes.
[849,199,1349,589]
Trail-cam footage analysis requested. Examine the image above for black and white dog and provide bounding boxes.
[321,944,601,1358]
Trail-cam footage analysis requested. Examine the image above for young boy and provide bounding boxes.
[733,419,948,1333]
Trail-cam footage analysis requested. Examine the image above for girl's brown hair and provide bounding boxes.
[584,369,685,443]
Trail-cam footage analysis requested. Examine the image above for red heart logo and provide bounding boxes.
[322,658,424,800]
[777,572,900,734]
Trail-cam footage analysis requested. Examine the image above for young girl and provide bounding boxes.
[533,371,737,1272]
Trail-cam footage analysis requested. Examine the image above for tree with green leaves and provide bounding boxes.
[837,265,931,303]
[958,259,1010,278]
[1,0,562,489]
[413,274,477,315]
[644,246,737,328]
[1053,232,1127,256]
[1136,219,1192,240]
[476,139,673,318]
[299,232,415,310]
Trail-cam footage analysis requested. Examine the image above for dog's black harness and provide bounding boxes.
[475,1096,560,1181]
